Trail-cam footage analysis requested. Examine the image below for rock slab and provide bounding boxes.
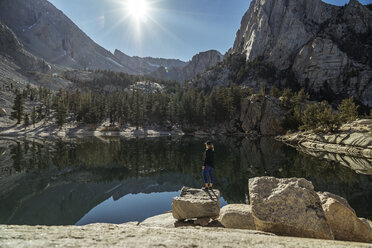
[172,187,220,220]
[249,177,334,240]
[218,204,256,230]
[7,223,371,248]
[318,192,372,243]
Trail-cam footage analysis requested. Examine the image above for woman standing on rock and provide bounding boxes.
[202,141,214,190]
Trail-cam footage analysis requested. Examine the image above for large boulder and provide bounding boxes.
[240,95,287,136]
[248,177,334,240]
[318,192,372,243]
[172,187,220,220]
[218,204,256,230]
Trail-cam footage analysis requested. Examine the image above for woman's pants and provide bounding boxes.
[203,165,214,184]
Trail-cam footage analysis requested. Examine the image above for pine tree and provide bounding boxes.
[258,82,266,98]
[270,86,281,98]
[300,101,340,133]
[44,96,51,123]
[36,104,43,121]
[11,89,24,124]
[337,97,359,123]
[24,114,30,127]
[56,100,67,128]
[280,88,293,108]
[31,107,37,127]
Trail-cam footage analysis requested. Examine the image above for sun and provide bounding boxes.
[126,0,149,22]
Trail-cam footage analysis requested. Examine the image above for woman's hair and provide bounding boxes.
[206,143,215,151]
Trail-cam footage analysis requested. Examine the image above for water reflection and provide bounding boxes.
[0,136,371,225]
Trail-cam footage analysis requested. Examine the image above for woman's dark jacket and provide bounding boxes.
[203,149,214,167]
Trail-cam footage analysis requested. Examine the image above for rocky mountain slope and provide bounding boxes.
[194,0,372,107]
[0,0,134,73]
[114,49,187,75]
[0,22,51,73]
[0,0,221,81]
[233,0,372,106]
[0,20,75,117]
[151,50,224,83]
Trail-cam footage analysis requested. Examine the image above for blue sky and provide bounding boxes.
[48,0,372,61]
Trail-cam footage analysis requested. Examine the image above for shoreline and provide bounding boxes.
[276,119,372,175]
[0,119,250,139]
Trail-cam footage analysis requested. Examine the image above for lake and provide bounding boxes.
[0,136,371,226]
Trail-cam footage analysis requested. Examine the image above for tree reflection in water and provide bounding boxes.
[1,136,371,225]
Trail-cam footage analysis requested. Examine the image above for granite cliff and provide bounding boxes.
[232,0,372,106]
[152,50,224,83]
[195,0,372,107]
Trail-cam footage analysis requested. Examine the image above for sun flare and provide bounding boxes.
[126,0,149,22]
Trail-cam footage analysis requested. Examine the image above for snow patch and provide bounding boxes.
[28,23,37,30]
[106,57,124,68]
[146,62,162,68]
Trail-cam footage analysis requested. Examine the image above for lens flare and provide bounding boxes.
[126,0,149,22]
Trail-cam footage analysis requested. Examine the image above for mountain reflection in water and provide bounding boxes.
[0,136,371,225]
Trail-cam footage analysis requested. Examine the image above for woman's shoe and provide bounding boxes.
[202,186,209,190]
[209,186,213,190]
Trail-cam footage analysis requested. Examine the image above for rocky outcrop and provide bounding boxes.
[0,22,51,72]
[229,0,372,107]
[172,187,220,220]
[5,223,368,248]
[0,0,132,73]
[151,50,223,83]
[218,204,256,230]
[317,191,372,243]
[249,177,334,240]
[240,95,288,136]
[231,0,334,70]
[292,37,372,105]
[278,119,372,174]
[114,49,187,75]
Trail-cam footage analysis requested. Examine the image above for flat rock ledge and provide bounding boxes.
[277,119,372,175]
[1,223,371,248]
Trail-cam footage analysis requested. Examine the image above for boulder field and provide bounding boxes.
[167,178,372,243]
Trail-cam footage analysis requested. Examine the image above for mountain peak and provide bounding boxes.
[231,0,337,69]
[0,0,132,73]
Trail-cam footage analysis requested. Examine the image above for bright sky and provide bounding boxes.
[48,0,372,61]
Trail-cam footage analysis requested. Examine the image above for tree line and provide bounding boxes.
[11,83,252,129]
[10,80,368,133]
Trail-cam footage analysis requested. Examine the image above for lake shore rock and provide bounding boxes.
[277,119,372,174]
[1,223,371,248]
[249,177,334,240]
[172,187,220,220]
[240,95,288,136]
[218,204,256,230]
[318,191,372,243]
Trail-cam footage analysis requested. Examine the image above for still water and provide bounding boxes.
[0,136,371,225]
